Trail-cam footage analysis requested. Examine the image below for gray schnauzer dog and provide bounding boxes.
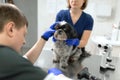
[51,21,82,71]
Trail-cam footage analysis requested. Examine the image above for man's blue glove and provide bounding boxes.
[41,28,55,41]
[41,22,59,41]
[49,21,60,29]
[48,68,63,76]
[65,38,80,46]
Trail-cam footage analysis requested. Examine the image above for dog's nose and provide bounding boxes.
[58,30,63,34]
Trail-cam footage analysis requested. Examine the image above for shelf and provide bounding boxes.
[91,36,120,46]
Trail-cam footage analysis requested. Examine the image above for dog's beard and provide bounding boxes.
[54,29,67,40]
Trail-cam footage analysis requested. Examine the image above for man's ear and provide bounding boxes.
[5,21,16,37]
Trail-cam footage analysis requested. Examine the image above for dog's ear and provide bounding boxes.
[55,24,61,30]
[71,30,78,38]
[67,23,78,38]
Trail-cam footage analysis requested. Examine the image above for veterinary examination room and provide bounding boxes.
[0,0,120,80]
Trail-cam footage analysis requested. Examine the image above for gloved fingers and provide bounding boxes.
[50,22,60,29]
[66,38,80,46]
[41,29,55,41]
[47,28,56,32]
[48,68,63,76]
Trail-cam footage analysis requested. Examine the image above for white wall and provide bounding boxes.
[85,0,118,53]
[114,0,120,24]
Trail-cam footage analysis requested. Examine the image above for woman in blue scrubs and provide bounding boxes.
[55,0,94,56]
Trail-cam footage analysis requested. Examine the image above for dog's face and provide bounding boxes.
[54,21,78,40]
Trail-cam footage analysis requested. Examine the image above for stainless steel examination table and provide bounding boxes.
[35,50,120,80]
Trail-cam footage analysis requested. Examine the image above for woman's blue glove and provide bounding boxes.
[48,68,63,76]
[41,22,59,41]
[65,38,80,46]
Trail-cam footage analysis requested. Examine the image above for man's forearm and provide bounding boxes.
[24,38,46,64]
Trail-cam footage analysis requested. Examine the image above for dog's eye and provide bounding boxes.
[62,27,68,31]
[55,26,59,30]
[55,24,61,30]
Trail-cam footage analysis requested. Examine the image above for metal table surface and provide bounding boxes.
[35,50,120,80]
[66,55,120,80]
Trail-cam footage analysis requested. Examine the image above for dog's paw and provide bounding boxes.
[80,51,91,57]
[68,57,75,63]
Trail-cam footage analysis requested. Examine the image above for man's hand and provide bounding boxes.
[41,22,59,41]
[48,68,63,76]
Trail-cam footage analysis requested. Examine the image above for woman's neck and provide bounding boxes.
[70,8,82,15]
[69,8,82,24]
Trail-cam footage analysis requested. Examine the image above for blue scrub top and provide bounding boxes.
[55,9,94,40]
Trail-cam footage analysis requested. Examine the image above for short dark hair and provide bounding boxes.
[67,0,88,10]
[0,3,28,32]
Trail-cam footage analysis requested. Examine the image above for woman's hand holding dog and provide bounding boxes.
[66,38,80,46]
